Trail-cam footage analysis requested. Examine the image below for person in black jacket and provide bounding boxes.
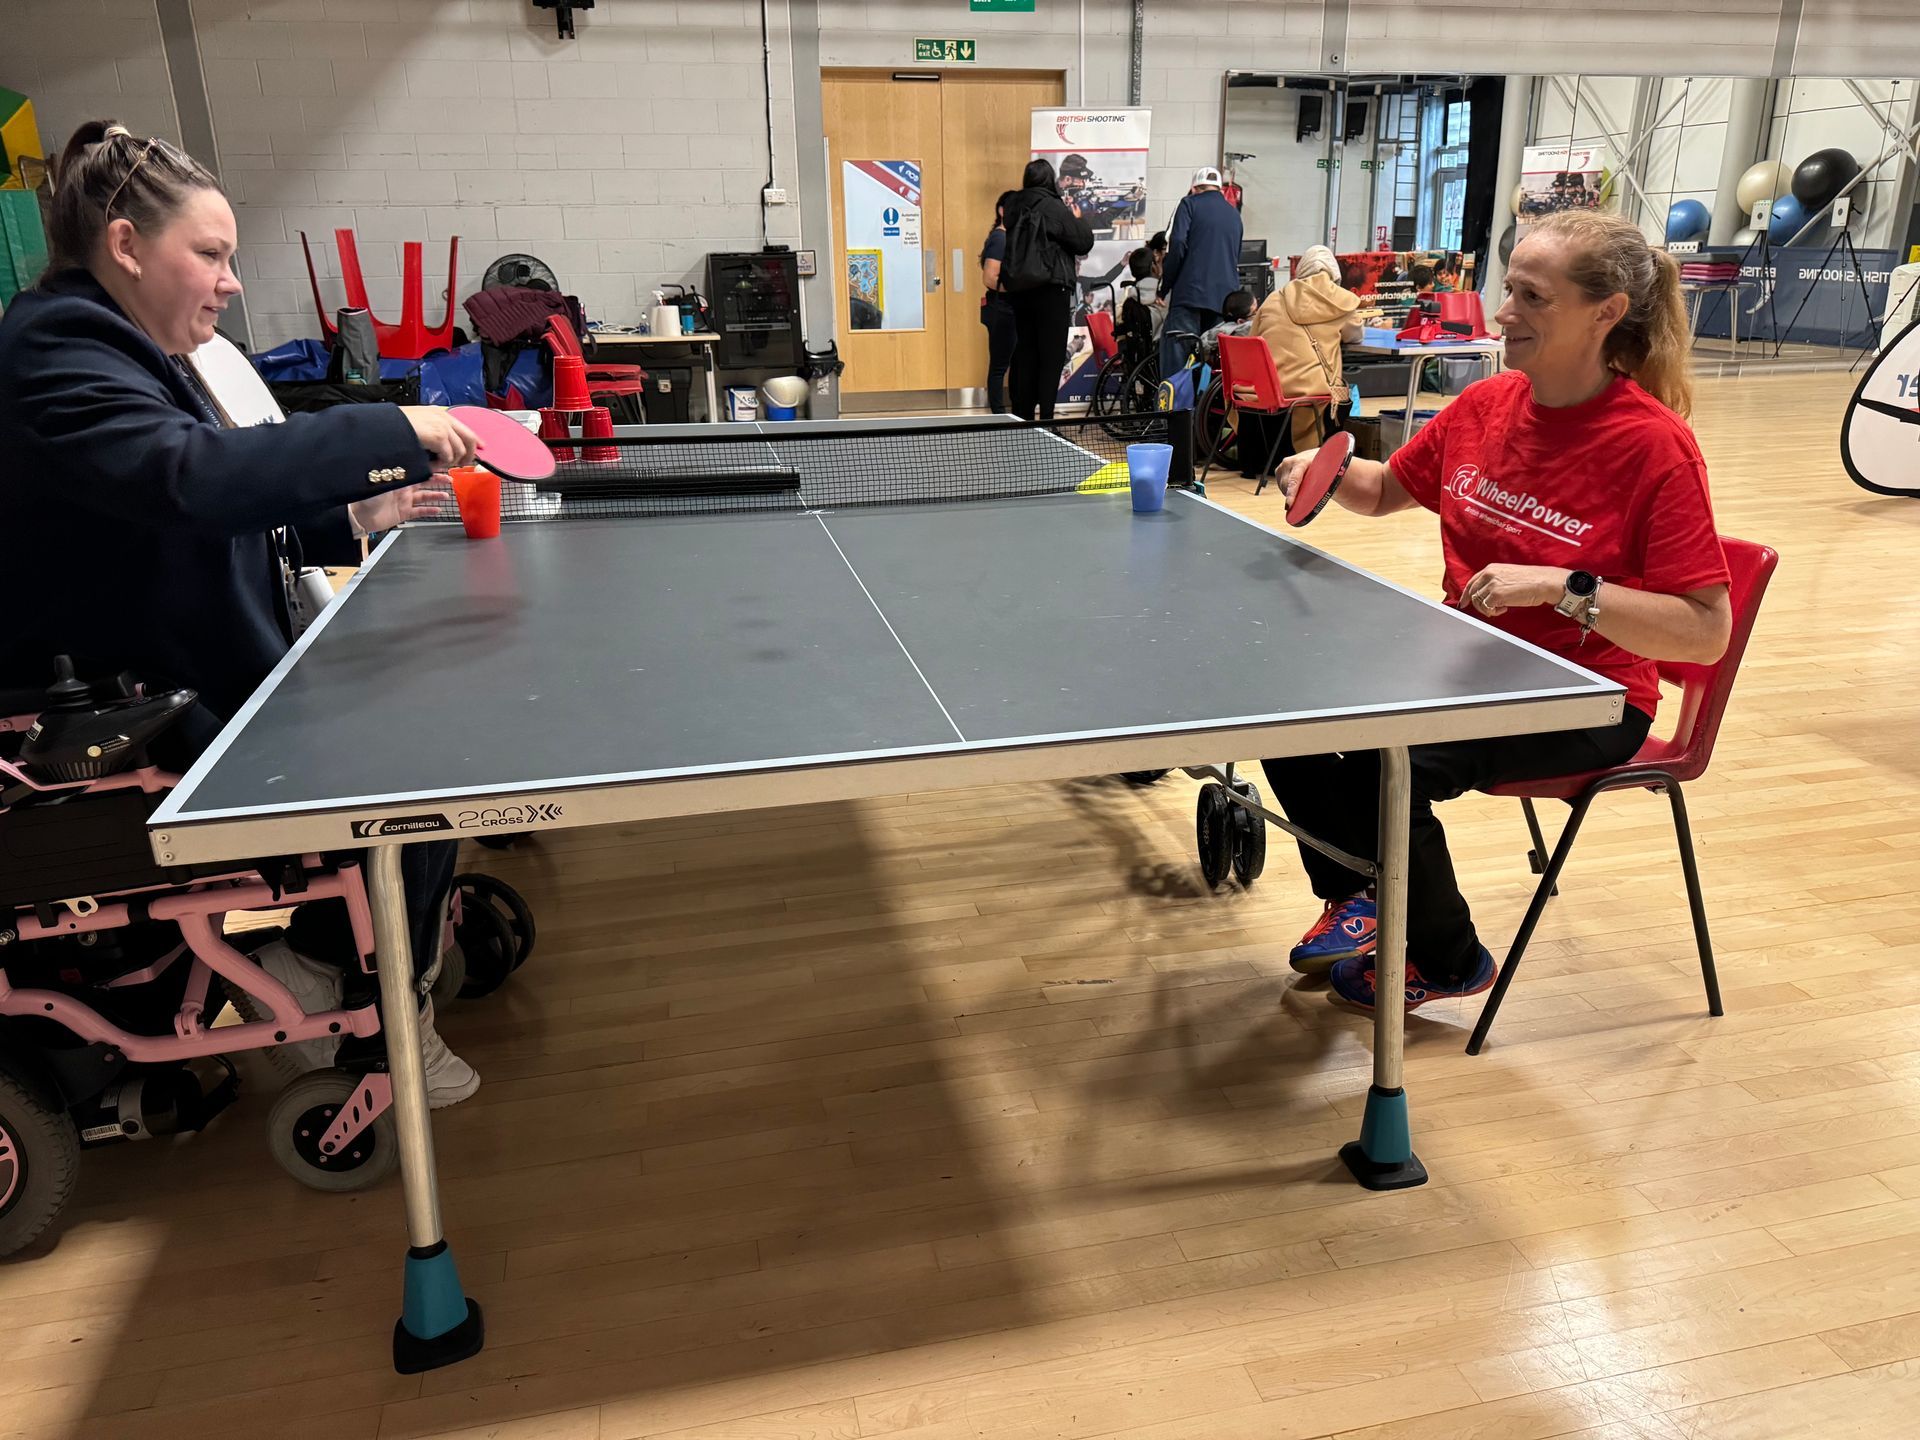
[0,121,484,1104]
[1001,159,1095,421]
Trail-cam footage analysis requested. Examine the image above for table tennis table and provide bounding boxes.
[147,414,1622,1372]
[1352,326,1506,448]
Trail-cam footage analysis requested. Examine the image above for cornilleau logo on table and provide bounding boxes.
[1445,465,1594,545]
[353,814,454,838]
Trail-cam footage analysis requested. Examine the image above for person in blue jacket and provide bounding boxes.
[0,121,484,1104]
[1159,166,1245,381]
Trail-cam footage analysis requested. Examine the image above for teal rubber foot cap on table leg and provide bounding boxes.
[1339,1084,1429,1191]
[394,1240,485,1373]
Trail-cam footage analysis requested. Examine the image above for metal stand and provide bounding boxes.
[1770,226,1879,364]
[367,845,484,1373]
[1694,229,1779,359]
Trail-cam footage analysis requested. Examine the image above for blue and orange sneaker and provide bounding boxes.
[1289,895,1377,974]
[1327,944,1498,1014]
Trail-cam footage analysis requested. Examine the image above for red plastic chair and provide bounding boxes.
[543,314,646,407]
[1436,291,1490,337]
[1086,308,1119,365]
[1211,333,1333,486]
[298,229,460,359]
[1467,537,1779,1055]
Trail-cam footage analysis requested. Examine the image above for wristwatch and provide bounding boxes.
[1555,570,1602,638]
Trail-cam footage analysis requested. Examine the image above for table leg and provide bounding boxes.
[368,844,484,1372]
[1401,358,1419,449]
[1340,745,1428,1190]
[703,345,721,424]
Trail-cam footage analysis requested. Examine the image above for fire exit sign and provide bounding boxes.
[971,1,1036,11]
[915,38,977,62]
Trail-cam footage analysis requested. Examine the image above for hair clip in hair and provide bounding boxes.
[103,137,159,218]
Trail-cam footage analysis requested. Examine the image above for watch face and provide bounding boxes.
[1567,570,1598,597]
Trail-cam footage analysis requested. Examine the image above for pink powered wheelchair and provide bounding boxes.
[0,658,533,1255]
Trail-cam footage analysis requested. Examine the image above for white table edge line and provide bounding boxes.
[148,686,1620,827]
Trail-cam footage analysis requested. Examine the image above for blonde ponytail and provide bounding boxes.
[1531,210,1694,419]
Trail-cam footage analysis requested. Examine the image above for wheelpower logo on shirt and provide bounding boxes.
[1444,465,1595,547]
[350,802,564,839]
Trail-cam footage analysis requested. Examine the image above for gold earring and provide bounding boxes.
[133,267,143,280]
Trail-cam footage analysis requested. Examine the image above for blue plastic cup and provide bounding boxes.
[1127,442,1172,513]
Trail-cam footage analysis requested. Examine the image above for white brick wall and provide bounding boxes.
[184,0,801,346]
[6,0,182,157]
[9,1,1920,346]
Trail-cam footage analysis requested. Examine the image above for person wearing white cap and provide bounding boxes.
[1159,166,1244,381]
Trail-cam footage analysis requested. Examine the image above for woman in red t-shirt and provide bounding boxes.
[1266,211,1733,1014]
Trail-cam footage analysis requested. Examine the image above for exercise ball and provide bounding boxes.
[1791,147,1860,210]
[1665,199,1711,243]
[1768,193,1808,244]
[1736,159,1792,213]
[1731,225,1762,247]
[1498,223,1518,264]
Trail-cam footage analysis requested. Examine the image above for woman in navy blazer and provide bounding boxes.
[0,121,483,1103]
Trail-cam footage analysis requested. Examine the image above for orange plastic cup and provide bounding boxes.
[447,465,501,540]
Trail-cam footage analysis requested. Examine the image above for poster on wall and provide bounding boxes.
[842,160,924,331]
[1030,108,1152,400]
[1517,145,1611,233]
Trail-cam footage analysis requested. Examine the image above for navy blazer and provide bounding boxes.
[0,270,430,734]
[1162,189,1245,314]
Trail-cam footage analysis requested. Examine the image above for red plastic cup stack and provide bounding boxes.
[581,405,617,463]
[550,354,593,413]
[537,406,575,461]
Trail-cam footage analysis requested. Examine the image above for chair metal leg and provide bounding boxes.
[1468,793,1594,1055]
[1518,797,1559,897]
[1665,781,1724,1016]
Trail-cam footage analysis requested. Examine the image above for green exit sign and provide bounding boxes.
[915,37,976,62]
[971,1,1035,11]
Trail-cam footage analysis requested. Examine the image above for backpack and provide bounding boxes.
[1001,203,1055,294]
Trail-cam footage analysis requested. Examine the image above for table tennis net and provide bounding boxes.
[475,413,1193,522]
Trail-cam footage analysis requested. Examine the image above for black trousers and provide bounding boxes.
[286,839,461,986]
[983,302,1018,413]
[1009,286,1072,421]
[1260,708,1651,984]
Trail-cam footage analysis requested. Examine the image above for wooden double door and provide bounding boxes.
[823,69,1065,402]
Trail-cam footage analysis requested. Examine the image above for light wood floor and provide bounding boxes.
[8,372,1920,1440]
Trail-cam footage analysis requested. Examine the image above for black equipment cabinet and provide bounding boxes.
[706,250,804,370]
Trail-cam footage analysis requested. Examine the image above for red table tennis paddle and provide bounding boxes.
[1285,429,1355,527]
[449,405,558,483]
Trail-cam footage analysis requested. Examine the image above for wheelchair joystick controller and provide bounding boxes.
[19,656,198,783]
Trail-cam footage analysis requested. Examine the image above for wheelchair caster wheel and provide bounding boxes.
[268,1069,396,1194]
[1195,783,1232,889]
[450,874,536,999]
[1120,769,1170,786]
[0,1072,80,1258]
[1229,779,1267,886]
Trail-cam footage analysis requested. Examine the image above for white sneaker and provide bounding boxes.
[418,999,480,1108]
[226,938,343,1081]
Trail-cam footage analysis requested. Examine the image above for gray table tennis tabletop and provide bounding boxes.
[148,473,1621,866]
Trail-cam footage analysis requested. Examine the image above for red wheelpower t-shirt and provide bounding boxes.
[1389,371,1729,720]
